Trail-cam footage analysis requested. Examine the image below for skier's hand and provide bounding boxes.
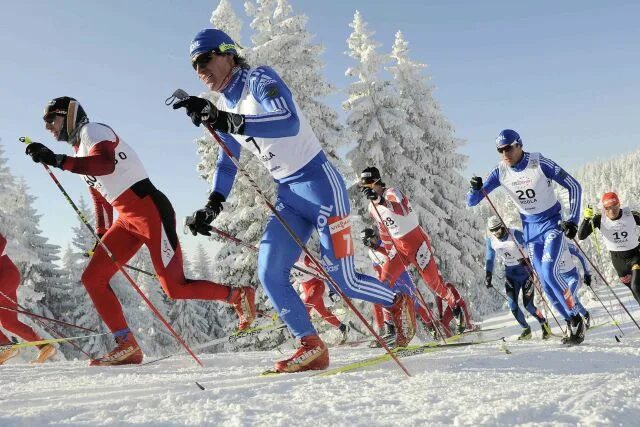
[485,271,493,288]
[470,176,483,191]
[328,290,339,303]
[173,96,218,127]
[584,274,592,287]
[187,192,225,236]
[560,221,578,239]
[361,186,383,203]
[583,206,594,220]
[25,142,66,169]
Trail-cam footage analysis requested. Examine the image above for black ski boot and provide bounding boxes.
[561,315,585,345]
[541,322,552,340]
[584,311,591,330]
[338,323,350,345]
[518,326,532,340]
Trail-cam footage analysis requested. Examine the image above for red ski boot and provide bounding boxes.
[388,293,417,347]
[274,334,329,373]
[228,286,256,331]
[90,331,143,366]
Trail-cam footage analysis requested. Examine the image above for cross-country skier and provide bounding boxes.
[174,29,413,373]
[361,228,428,344]
[578,192,640,306]
[484,216,552,339]
[437,282,473,335]
[359,167,462,316]
[25,96,256,366]
[468,129,585,344]
[0,232,56,364]
[290,253,350,344]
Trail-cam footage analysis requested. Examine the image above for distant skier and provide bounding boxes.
[290,253,349,344]
[0,232,56,364]
[468,129,585,344]
[359,167,462,317]
[436,282,474,335]
[484,216,551,339]
[175,28,413,373]
[25,96,256,366]
[578,192,640,306]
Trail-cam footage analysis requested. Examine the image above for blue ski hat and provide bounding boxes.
[496,129,522,148]
[189,29,240,60]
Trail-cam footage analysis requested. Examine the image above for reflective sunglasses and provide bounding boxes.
[496,144,516,154]
[191,50,219,71]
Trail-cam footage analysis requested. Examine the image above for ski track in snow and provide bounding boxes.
[2,289,640,426]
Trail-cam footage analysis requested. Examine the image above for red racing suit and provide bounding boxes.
[291,254,341,328]
[0,233,43,344]
[61,122,235,333]
[369,187,457,309]
[437,282,472,329]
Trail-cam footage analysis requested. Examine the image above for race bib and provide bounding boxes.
[328,216,354,259]
[415,241,432,270]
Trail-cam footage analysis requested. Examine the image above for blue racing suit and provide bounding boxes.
[469,152,582,321]
[210,66,396,338]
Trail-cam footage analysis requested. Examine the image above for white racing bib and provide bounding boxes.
[415,241,431,270]
[219,68,322,180]
[77,123,148,203]
[489,229,525,267]
[498,152,557,216]
[368,188,419,239]
[600,207,640,251]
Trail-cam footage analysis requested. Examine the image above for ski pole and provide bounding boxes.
[481,189,566,334]
[185,219,327,281]
[84,250,158,279]
[20,136,203,367]
[571,237,640,331]
[584,281,625,337]
[490,286,510,304]
[0,304,97,333]
[588,208,618,324]
[0,332,110,350]
[167,89,411,378]
[368,201,449,343]
[0,289,93,358]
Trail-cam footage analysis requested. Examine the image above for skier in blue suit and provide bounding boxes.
[173,28,413,373]
[468,129,586,344]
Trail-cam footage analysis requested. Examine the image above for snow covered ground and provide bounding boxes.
[2,285,640,426]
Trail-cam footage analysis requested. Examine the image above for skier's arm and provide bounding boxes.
[577,214,601,240]
[242,67,300,138]
[539,156,582,224]
[466,168,501,207]
[210,132,242,199]
[382,188,412,216]
[62,141,116,176]
[632,211,640,226]
[569,243,591,276]
[485,237,496,273]
[89,187,113,236]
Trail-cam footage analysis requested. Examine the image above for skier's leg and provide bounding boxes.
[528,239,570,320]
[505,277,529,328]
[0,258,42,342]
[540,229,579,318]
[521,274,546,323]
[630,261,640,304]
[410,230,456,308]
[563,268,587,316]
[306,281,341,328]
[82,221,143,333]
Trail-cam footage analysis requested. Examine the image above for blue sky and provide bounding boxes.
[1,0,638,258]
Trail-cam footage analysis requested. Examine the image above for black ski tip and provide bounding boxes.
[615,335,621,343]
[195,381,205,390]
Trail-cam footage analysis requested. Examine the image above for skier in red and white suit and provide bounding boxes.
[360,167,462,315]
[435,282,473,334]
[290,254,349,343]
[25,96,256,366]
[0,233,56,364]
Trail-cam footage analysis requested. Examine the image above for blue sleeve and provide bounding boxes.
[513,229,525,246]
[569,243,591,275]
[485,237,496,273]
[211,132,241,199]
[539,155,582,224]
[467,167,501,207]
[242,66,300,138]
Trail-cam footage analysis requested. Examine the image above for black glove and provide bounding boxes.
[452,304,462,317]
[560,221,578,239]
[361,186,383,203]
[470,176,483,191]
[187,192,225,236]
[485,271,493,288]
[173,96,245,134]
[584,274,592,287]
[25,142,66,169]
[328,290,339,303]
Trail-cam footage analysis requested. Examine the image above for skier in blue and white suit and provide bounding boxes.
[467,129,586,344]
[174,29,412,373]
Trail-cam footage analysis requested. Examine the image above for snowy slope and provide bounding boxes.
[2,285,640,426]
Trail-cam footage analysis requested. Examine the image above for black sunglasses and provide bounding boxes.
[191,50,220,71]
[497,144,516,154]
[43,112,65,124]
